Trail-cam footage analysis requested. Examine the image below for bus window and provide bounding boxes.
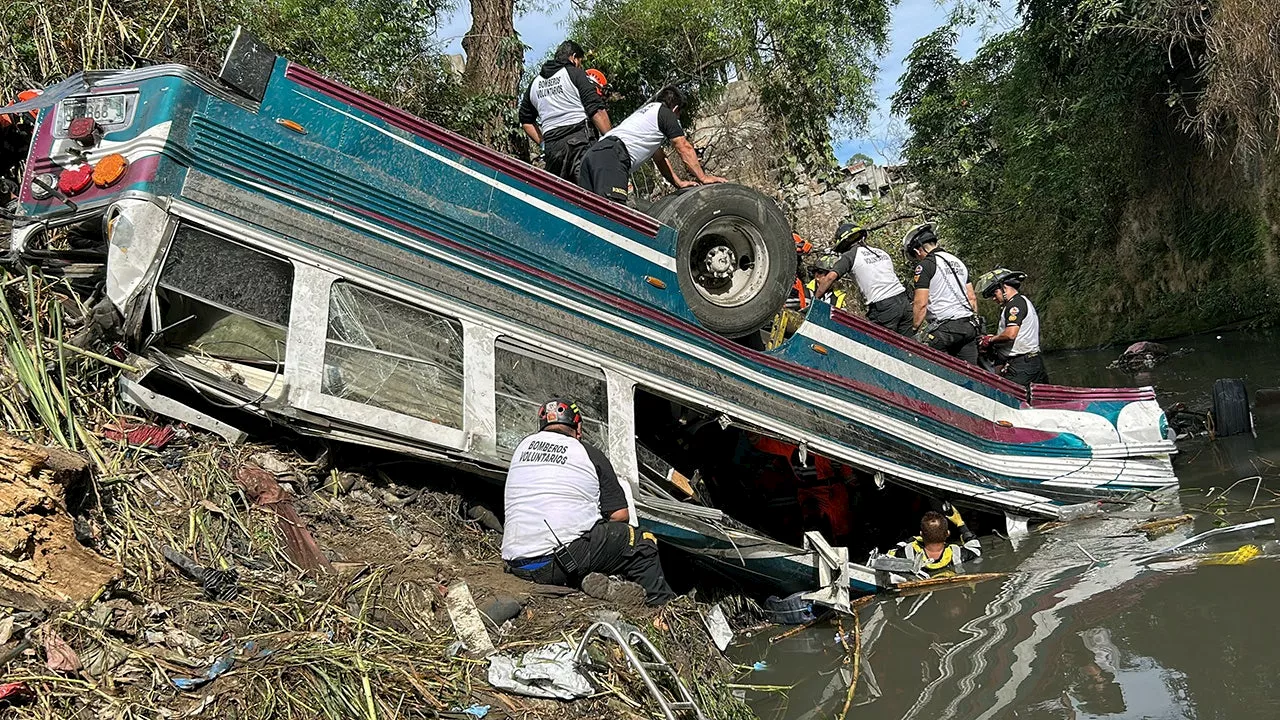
[155,226,291,372]
[322,282,465,428]
[494,339,608,456]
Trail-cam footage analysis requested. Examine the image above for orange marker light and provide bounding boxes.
[276,118,307,134]
[92,153,129,188]
[811,344,828,355]
[645,276,667,289]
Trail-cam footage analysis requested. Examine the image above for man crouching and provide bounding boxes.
[502,398,676,606]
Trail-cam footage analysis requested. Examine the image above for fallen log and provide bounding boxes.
[891,572,1007,598]
[0,430,119,607]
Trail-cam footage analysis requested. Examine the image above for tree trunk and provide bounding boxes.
[460,0,528,158]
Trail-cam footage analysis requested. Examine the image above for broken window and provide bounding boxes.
[321,282,464,428]
[156,226,291,366]
[494,340,608,456]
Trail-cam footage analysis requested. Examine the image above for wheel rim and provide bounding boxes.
[687,216,771,308]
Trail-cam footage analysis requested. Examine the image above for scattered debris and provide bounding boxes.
[1200,544,1261,566]
[1108,341,1192,372]
[480,595,525,626]
[445,581,496,656]
[42,628,81,672]
[234,463,332,573]
[160,546,240,601]
[0,681,33,707]
[101,422,177,448]
[1134,514,1194,538]
[487,642,594,699]
[702,603,733,652]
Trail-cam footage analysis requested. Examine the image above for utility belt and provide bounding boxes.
[506,554,553,572]
[918,314,980,336]
[1007,351,1041,360]
[541,119,590,143]
[867,293,905,312]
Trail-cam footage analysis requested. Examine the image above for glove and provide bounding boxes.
[941,501,964,528]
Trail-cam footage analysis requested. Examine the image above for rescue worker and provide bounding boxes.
[811,223,910,332]
[577,85,726,203]
[501,398,676,606]
[805,253,849,309]
[903,223,981,364]
[518,41,613,181]
[977,268,1050,386]
[788,233,814,311]
[889,504,982,577]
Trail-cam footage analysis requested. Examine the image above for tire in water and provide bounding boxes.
[650,184,795,337]
[1211,378,1252,437]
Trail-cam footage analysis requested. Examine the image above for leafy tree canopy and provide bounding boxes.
[567,0,895,176]
[890,0,1280,347]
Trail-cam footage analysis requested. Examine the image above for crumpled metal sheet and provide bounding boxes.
[486,642,593,700]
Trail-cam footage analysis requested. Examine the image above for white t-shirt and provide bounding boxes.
[603,102,685,168]
[833,245,907,305]
[912,249,975,322]
[999,293,1041,356]
[501,431,628,561]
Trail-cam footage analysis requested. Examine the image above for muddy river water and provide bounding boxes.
[734,330,1280,720]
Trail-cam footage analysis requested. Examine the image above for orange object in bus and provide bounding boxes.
[17,90,41,119]
[92,153,129,188]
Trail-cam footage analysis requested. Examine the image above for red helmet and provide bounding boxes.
[585,69,609,96]
[538,398,582,431]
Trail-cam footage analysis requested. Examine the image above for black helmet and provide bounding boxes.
[901,223,937,259]
[538,397,582,431]
[975,268,1026,298]
[833,222,868,253]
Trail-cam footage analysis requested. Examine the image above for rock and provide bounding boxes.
[1108,341,1172,371]
[480,595,525,626]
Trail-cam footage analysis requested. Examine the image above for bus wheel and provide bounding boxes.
[652,184,796,338]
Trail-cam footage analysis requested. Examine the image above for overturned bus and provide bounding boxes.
[2,32,1177,598]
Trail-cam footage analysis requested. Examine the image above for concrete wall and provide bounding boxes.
[682,80,903,247]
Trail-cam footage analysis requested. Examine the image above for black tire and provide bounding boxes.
[650,184,796,337]
[1211,378,1252,437]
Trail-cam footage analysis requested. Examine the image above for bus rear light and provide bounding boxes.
[58,165,94,195]
[68,117,101,147]
[31,173,57,200]
[92,154,129,188]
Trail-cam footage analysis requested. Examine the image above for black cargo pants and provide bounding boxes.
[577,137,632,203]
[926,317,980,365]
[1002,353,1049,386]
[867,293,913,336]
[508,520,676,605]
[542,123,592,182]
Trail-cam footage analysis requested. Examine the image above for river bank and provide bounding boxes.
[0,271,756,719]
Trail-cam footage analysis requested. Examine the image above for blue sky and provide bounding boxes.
[437,0,1017,166]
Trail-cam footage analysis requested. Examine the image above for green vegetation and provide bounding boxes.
[567,0,896,180]
[891,0,1280,348]
[0,0,491,134]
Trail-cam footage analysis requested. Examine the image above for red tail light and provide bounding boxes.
[58,165,94,195]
